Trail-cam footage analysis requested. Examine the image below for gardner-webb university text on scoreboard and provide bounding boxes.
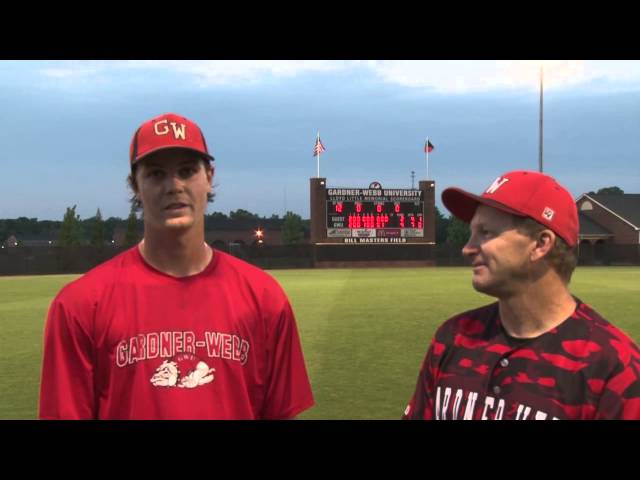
[326,187,424,243]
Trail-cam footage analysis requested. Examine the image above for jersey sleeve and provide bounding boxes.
[402,336,442,420]
[39,288,96,420]
[260,300,314,420]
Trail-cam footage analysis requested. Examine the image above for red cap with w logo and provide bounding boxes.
[129,112,214,165]
[442,170,579,247]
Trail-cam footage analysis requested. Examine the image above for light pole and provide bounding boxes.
[539,64,544,173]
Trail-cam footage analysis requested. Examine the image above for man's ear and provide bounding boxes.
[207,165,214,190]
[531,229,555,262]
[128,172,139,194]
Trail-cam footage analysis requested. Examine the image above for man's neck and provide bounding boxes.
[498,272,577,339]
[138,227,212,278]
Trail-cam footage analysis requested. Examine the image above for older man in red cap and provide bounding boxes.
[403,171,640,420]
[39,113,314,419]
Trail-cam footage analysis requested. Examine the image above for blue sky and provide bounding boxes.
[1,60,639,220]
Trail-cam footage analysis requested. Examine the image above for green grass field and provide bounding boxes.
[1,267,639,419]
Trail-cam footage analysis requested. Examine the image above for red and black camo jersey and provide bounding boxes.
[403,300,640,420]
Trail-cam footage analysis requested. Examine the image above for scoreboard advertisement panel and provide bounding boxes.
[326,186,424,243]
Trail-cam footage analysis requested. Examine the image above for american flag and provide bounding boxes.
[313,135,326,157]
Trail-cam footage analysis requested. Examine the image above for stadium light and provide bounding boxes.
[255,228,264,245]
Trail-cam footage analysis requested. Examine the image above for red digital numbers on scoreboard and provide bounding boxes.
[349,215,362,228]
[329,199,423,232]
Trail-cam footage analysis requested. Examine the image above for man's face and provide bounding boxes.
[462,205,537,297]
[134,149,213,232]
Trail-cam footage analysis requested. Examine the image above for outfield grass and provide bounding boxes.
[1,267,638,420]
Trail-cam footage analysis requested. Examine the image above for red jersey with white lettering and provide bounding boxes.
[403,301,640,420]
[39,247,314,419]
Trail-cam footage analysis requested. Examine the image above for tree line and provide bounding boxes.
[1,186,625,248]
[1,207,311,247]
[3,206,461,247]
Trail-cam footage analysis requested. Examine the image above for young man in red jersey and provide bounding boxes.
[39,113,314,419]
[403,171,640,420]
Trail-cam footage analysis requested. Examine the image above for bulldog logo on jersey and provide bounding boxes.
[150,353,215,389]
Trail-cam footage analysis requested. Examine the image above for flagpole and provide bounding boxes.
[317,131,320,178]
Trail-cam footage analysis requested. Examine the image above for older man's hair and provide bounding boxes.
[512,216,578,283]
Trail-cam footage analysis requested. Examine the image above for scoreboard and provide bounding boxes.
[326,188,424,241]
[310,177,435,251]
[322,184,426,243]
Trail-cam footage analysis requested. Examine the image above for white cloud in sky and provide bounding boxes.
[39,61,107,79]
[36,60,640,93]
[37,60,351,86]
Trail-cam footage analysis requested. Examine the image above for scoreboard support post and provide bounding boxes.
[310,177,327,244]
[419,179,436,244]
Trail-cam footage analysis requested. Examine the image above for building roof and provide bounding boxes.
[579,212,613,236]
[584,194,640,229]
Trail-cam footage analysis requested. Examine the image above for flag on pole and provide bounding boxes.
[424,139,434,153]
[313,135,326,157]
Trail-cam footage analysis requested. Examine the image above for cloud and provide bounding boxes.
[39,62,107,79]
[161,60,350,85]
[38,60,351,86]
[35,60,640,94]
[365,60,591,93]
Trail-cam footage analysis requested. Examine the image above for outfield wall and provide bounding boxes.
[1,243,639,275]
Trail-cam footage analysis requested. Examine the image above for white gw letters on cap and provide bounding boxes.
[485,177,509,194]
[153,119,187,140]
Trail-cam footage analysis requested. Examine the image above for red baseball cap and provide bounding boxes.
[129,112,214,165]
[442,170,579,247]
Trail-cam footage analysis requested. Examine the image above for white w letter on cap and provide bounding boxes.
[485,177,509,195]
[170,122,186,140]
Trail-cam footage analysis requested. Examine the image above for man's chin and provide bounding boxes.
[471,276,497,296]
[163,217,194,230]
